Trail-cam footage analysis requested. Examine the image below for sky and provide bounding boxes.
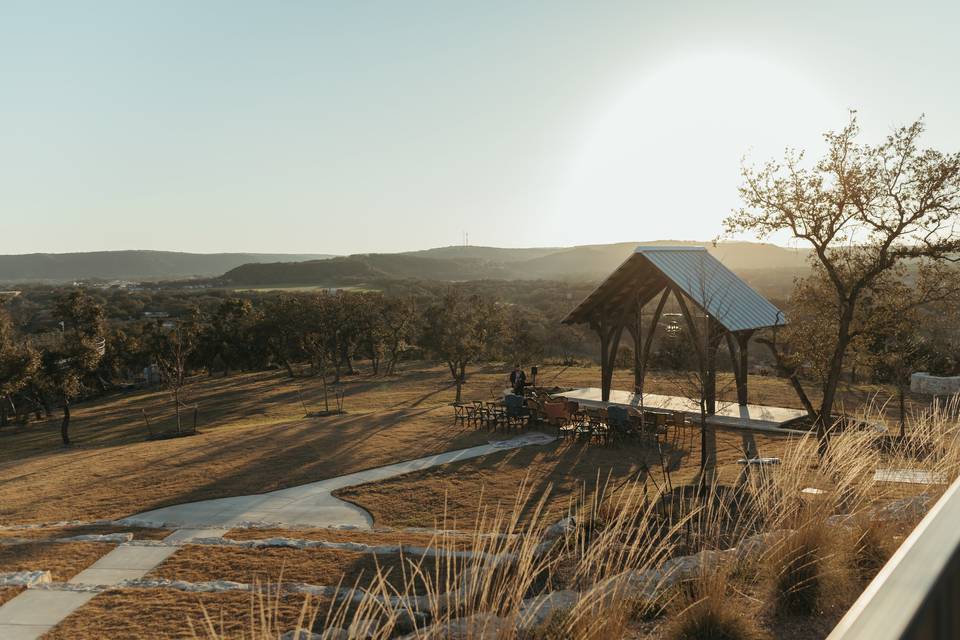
[2,0,959,255]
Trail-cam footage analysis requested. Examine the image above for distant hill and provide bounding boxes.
[220,241,811,288]
[0,251,335,283]
[401,245,563,262]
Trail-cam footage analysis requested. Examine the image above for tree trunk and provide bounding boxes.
[817,308,854,458]
[450,361,463,403]
[175,387,182,433]
[283,359,295,378]
[757,338,816,416]
[386,353,398,375]
[321,371,329,413]
[60,400,71,446]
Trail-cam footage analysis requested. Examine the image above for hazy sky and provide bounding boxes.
[3,1,959,255]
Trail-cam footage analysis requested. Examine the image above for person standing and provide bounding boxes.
[513,368,527,395]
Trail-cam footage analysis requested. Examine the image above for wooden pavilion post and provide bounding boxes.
[725,331,753,406]
[595,313,624,403]
[630,305,642,395]
[704,318,722,416]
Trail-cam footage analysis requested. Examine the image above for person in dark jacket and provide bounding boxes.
[513,369,527,395]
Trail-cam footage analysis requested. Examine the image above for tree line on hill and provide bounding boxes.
[0,284,599,442]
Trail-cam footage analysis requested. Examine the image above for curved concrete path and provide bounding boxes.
[0,432,555,639]
[120,432,555,529]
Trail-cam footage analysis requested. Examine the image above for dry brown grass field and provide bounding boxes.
[0,360,943,639]
[44,589,321,640]
[0,361,917,525]
[0,542,110,582]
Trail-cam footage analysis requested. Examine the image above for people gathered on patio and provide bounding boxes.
[454,373,690,448]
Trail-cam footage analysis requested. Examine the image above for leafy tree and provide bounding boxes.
[197,298,259,375]
[39,290,106,444]
[381,296,417,375]
[257,296,307,377]
[420,290,505,403]
[727,114,960,454]
[0,310,40,426]
[501,307,546,368]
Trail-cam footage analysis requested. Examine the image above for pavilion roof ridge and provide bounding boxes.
[563,246,786,332]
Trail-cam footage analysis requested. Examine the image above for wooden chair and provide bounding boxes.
[543,400,574,439]
[485,401,506,430]
[470,401,487,429]
[453,402,468,426]
[504,394,530,430]
[606,405,636,445]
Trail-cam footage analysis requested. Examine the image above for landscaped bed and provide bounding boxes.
[335,428,792,529]
[44,588,323,640]
[0,586,23,607]
[148,544,461,594]
[0,541,111,581]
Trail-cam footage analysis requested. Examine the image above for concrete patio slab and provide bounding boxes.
[555,388,808,433]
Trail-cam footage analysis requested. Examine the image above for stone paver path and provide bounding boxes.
[0,432,555,639]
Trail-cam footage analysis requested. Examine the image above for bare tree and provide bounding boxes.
[727,113,960,455]
[152,323,197,434]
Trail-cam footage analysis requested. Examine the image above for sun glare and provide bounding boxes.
[556,52,841,244]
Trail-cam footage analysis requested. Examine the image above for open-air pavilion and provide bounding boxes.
[558,246,806,431]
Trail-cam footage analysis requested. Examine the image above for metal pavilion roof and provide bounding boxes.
[562,246,786,333]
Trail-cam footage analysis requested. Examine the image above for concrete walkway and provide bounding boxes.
[0,432,555,639]
[120,432,555,530]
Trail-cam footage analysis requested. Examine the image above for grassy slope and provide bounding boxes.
[0,362,916,525]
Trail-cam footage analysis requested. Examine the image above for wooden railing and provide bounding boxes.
[829,475,960,639]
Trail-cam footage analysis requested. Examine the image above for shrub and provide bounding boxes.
[666,568,765,640]
[768,523,831,616]
[847,515,895,584]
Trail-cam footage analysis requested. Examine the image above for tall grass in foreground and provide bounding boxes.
[195,397,960,639]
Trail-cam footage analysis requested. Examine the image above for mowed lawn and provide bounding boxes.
[0,360,909,526]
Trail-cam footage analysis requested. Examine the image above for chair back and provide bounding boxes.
[504,394,523,409]
[543,401,567,420]
[607,405,629,427]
